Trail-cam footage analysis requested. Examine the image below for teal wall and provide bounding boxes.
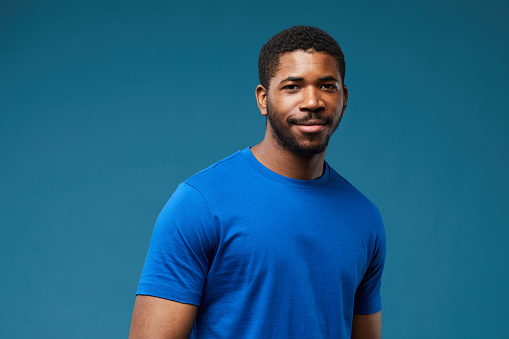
[1,0,508,338]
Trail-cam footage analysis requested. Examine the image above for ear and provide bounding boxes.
[341,85,349,117]
[255,84,268,116]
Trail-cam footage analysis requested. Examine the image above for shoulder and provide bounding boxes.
[327,165,385,234]
[185,149,246,186]
[328,166,381,212]
[181,148,262,198]
[156,151,247,222]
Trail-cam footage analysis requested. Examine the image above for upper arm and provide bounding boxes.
[137,183,217,305]
[129,295,198,339]
[131,184,213,338]
[351,311,381,339]
[354,210,386,314]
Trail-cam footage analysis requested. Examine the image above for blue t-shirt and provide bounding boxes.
[137,148,386,338]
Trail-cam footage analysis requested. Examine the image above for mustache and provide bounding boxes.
[288,113,333,125]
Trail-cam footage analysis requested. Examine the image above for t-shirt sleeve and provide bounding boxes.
[353,214,386,314]
[136,183,217,306]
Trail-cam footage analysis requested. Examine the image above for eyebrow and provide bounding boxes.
[319,76,339,82]
[280,77,303,83]
[279,76,339,84]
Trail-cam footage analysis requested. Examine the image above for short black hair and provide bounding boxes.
[258,26,345,89]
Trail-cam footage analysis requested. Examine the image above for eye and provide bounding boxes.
[282,84,300,91]
[321,83,338,91]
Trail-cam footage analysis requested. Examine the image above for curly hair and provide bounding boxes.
[258,26,345,89]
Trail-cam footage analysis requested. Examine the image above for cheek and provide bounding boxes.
[328,97,345,114]
[270,97,298,115]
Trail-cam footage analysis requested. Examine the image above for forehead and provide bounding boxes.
[274,50,340,80]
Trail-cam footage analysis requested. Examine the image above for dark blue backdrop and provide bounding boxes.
[1,0,508,338]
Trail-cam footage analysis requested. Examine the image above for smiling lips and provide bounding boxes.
[293,119,328,133]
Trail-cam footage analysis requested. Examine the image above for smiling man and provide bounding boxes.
[130,26,386,339]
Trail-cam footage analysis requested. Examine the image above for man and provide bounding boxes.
[130,26,386,338]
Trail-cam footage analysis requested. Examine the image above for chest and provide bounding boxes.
[207,191,374,291]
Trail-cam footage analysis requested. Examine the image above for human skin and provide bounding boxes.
[129,295,197,339]
[252,51,381,338]
[129,49,381,339]
[351,311,382,339]
[251,50,349,180]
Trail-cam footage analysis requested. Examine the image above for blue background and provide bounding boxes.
[1,0,508,338]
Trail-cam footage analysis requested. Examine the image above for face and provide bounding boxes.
[256,50,348,157]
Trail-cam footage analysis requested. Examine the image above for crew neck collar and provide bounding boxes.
[239,147,330,189]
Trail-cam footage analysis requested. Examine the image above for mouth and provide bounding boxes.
[291,119,329,133]
[295,124,326,133]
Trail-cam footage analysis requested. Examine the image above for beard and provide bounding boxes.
[266,103,341,157]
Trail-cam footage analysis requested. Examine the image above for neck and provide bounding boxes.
[250,139,326,180]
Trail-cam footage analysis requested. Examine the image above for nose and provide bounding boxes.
[299,87,325,112]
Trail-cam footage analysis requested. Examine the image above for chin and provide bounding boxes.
[267,108,334,157]
[281,139,329,157]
